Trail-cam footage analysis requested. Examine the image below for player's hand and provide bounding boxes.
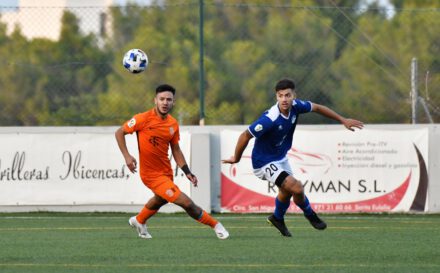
[342,118,364,131]
[125,155,137,173]
[222,156,239,164]
[186,173,198,187]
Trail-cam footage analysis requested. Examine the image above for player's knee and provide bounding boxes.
[179,198,195,210]
[283,177,304,195]
[278,188,292,201]
[147,195,167,210]
[292,180,304,194]
[174,193,200,217]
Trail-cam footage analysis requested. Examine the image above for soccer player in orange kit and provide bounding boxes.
[115,84,229,239]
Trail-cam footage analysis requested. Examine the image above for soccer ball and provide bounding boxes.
[122,49,148,73]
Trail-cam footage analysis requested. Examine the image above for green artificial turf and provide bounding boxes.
[0,212,439,273]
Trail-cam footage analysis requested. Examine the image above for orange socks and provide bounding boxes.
[136,206,158,224]
[197,210,218,228]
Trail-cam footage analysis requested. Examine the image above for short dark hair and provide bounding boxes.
[275,79,295,92]
[156,84,176,95]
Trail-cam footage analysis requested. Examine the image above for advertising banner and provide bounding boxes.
[0,131,191,207]
[221,128,429,213]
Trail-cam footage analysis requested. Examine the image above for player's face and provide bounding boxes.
[276,88,296,113]
[154,91,175,116]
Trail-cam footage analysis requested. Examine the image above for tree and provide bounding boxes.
[43,11,112,125]
[330,1,440,123]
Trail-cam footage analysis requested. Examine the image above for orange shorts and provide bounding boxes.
[141,175,182,203]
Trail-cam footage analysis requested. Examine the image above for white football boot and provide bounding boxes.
[214,222,229,239]
[129,216,152,239]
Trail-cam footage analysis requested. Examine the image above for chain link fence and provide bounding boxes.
[0,0,439,126]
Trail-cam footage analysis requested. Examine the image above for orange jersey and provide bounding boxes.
[123,108,179,181]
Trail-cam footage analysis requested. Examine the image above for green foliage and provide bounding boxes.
[0,10,113,125]
[0,1,439,125]
[330,4,440,123]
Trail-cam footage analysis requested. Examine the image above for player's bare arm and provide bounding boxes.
[170,142,198,187]
[312,103,364,131]
[222,130,254,164]
[115,126,137,173]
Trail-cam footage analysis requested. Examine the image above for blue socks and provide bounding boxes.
[274,198,290,220]
[274,196,314,219]
[297,196,313,216]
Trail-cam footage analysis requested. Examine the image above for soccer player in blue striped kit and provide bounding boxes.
[222,79,363,236]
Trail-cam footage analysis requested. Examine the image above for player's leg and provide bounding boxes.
[138,194,167,223]
[274,172,292,219]
[129,195,167,239]
[254,161,293,236]
[173,192,229,239]
[151,176,229,239]
[280,176,327,230]
[280,176,308,211]
[266,171,293,236]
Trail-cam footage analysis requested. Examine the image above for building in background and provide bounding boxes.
[0,0,113,43]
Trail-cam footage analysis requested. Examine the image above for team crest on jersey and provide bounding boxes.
[128,118,136,128]
[169,127,174,135]
[255,124,263,132]
[291,115,297,124]
[165,189,175,197]
[278,125,283,130]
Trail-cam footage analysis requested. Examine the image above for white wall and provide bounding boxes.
[0,124,439,213]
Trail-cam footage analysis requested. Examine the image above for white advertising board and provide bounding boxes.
[0,131,191,207]
[221,128,429,213]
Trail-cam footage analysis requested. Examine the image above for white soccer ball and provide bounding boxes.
[122,48,148,73]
